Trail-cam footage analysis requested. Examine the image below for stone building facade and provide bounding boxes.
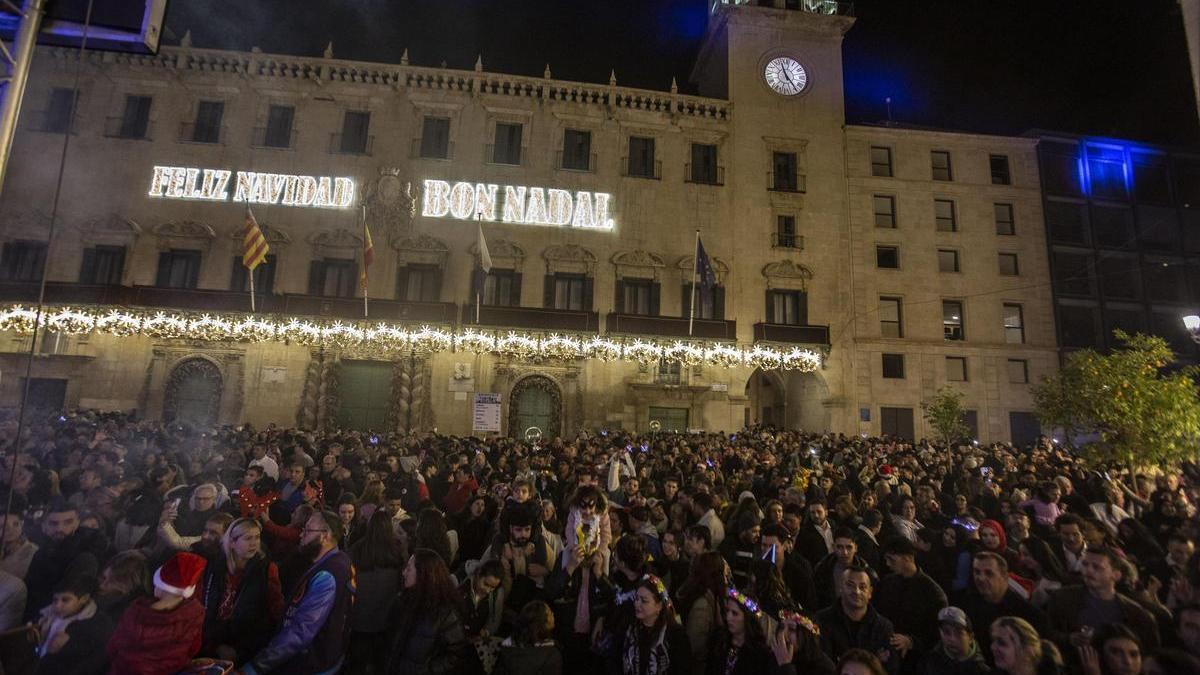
[0,0,1058,442]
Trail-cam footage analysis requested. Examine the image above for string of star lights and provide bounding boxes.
[0,305,824,371]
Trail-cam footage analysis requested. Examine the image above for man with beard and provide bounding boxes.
[720,509,762,588]
[796,500,834,567]
[238,510,355,675]
[486,506,553,615]
[815,565,898,674]
[23,500,107,621]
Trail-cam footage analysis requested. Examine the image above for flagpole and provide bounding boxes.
[476,213,482,325]
[248,269,256,313]
[689,229,699,337]
[362,205,369,319]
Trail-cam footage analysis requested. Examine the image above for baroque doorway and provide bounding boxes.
[163,358,222,428]
[508,375,561,438]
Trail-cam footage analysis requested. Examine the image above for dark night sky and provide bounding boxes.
[163,0,1200,146]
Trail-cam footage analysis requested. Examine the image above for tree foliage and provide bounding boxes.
[1033,330,1200,468]
[922,386,970,447]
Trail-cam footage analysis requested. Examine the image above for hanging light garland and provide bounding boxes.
[0,304,824,371]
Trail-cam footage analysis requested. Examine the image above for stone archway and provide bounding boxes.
[163,358,223,428]
[746,368,786,428]
[508,375,562,438]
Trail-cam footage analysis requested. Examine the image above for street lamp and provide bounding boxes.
[1183,315,1200,343]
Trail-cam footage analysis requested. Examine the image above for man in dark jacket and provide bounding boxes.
[24,501,106,621]
[795,500,835,567]
[240,510,355,675]
[815,565,898,675]
[854,510,884,571]
[812,528,876,609]
[1045,546,1160,659]
[956,552,1046,666]
[874,537,948,670]
[917,607,991,675]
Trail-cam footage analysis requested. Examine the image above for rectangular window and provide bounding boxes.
[562,128,592,171]
[118,95,152,139]
[876,245,899,269]
[43,88,77,133]
[230,255,276,295]
[1143,259,1186,303]
[0,241,47,282]
[880,296,903,337]
[999,253,1020,276]
[397,264,442,302]
[990,154,1011,185]
[1087,145,1128,201]
[689,143,720,184]
[656,358,682,385]
[621,278,655,315]
[1003,303,1025,344]
[1041,143,1085,196]
[1133,155,1171,204]
[419,116,451,159]
[882,353,905,379]
[492,122,523,165]
[767,290,807,325]
[870,146,893,177]
[1097,257,1141,299]
[307,258,357,298]
[191,100,224,143]
[772,151,800,191]
[931,150,953,181]
[935,199,957,232]
[79,245,125,285]
[873,195,896,228]
[1007,359,1030,384]
[946,356,968,382]
[1053,251,1095,296]
[938,249,960,273]
[775,215,799,248]
[995,203,1015,235]
[339,111,371,154]
[155,249,201,289]
[553,274,586,311]
[483,269,520,307]
[682,282,722,320]
[263,105,295,148]
[880,406,915,440]
[943,300,964,340]
[627,136,658,178]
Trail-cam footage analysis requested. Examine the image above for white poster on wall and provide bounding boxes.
[472,393,502,434]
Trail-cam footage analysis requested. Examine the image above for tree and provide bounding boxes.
[1033,330,1200,469]
[922,386,970,447]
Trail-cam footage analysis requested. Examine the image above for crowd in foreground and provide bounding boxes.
[0,410,1196,675]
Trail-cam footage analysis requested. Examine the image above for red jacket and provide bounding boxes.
[443,478,478,514]
[107,596,205,675]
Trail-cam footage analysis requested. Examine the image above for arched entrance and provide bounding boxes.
[163,358,222,428]
[508,375,562,438]
[745,368,830,432]
[746,369,786,428]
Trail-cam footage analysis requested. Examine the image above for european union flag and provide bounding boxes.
[696,236,716,292]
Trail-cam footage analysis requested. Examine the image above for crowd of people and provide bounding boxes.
[0,408,1196,675]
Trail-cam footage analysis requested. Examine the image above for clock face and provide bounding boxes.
[764,57,809,96]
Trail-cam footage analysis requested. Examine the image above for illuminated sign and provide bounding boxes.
[421,179,615,230]
[148,166,356,209]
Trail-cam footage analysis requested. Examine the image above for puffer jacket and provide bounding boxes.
[386,604,467,675]
[106,597,205,675]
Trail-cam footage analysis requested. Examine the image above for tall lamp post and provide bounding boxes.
[1183,315,1200,343]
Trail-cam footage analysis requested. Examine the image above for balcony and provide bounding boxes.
[411,137,454,160]
[0,282,456,323]
[752,322,830,345]
[103,116,152,140]
[251,126,297,149]
[622,157,662,180]
[329,133,373,156]
[607,313,737,340]
[767,171,806,193]
[557,150,597,172]
[772,233,805,250]
[685,163,725,186]
[467,305,599,332]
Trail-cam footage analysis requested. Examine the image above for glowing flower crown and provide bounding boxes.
[725,587,763,617]
[642,574,671,606]
[777,609,820,636]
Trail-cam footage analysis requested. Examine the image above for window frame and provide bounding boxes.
[882,353,906,379]
[931,150,953,181]
[876,245,900,269]
[873,195,897,228]
[419,116,452,160]
[999,252,1020,276]
[943,299,965,341]
[492,121,524,166]
[934,199,957,232]
[946,356,968,382]
[155,249,201,290]
[0,241,47,282]
[879,296,903,337]
[989,154,1012,185]
[870,145,893,177]
[1007,358,1030,384]
[937,249,961,273]
[1003,303,1026,344]
[994,202,1016,235]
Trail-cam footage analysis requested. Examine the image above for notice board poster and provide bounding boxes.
[473,393,502,433]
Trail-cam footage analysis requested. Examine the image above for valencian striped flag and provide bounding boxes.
[242,208,268,311]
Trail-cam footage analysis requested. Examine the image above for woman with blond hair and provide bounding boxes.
[989,616,1062,675]
[197,516,284,666]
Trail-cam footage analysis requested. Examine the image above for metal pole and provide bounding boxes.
[688,230,699,336]
[0,0,46,194]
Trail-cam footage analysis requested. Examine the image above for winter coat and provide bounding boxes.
[814,603,897,675]
[199,553,284,664]
[24,527,106,621]
[495,640,563,675]
[106,596,205,675]
[873,570,948,654]
[620,621,692,675]
[386,603,467,675]
[918,641,992,675]
[34,610,114,675]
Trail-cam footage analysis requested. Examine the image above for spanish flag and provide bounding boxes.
[242,208,268,270]
[360,205,374,292]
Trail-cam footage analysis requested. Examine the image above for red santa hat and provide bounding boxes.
[153,552,207,599]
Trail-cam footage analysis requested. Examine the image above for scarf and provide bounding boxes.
[37,599,97,657]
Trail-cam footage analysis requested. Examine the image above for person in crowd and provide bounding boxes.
[198,516,284,666]
[1050,514,1087,582]
[496,599,562,675]
[815,565,897,674]
[95,550,149,621]
[797,500,835,567]
[653,529,690,595]
[812,528,875,609]
[385,548,467,675]
[835,648,888,675]
[988,616,1062,675]
[1173,604,1200,661]
[676,550,729,672]
[1078,622,1141,675]
[760,522,817,611]
[708,587,771,675]
[107,551,208,675]
[874,536,947,669]
[1045,545,1159,661]
[445,465,481,515]
[346,509,405,675]
[1140,648,1200,675]
[461,559,505,645]
[33,574,113,675]
[692,492,726,549]
[238,510,355,675]
[853,510,884,571]
[0,567,26,630]
[25,500,107,621]
[620,574,691,675]
[917,606,990,675]
[958,552,1047,663]
[1,508,37,579]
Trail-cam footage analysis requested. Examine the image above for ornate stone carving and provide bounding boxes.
[612,250,666,269]
[543,244,596,275]
[508,374,562,439]
[0,210,51,239]
[77,214,141,245]
[470,238,525,266]
[154,221,217,239]
[296,348,339,431]
[762,260,814,290]
[365,168,418,240]
[162,357,223,427]
[309,229,363,250]
[226,222,291,246]
[393,233,450,267]
[676,255,730,283]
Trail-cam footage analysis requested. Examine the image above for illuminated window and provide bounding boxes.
[308,258,356,298]
[767,290,807,325]
[619,278,657,315]
[550,274,587,311]
[483,269,520,307]
[397,264,442,302]
[1003,303,1025,344]
[943,300,964,340]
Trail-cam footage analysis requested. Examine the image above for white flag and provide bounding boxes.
[477,223,492,273]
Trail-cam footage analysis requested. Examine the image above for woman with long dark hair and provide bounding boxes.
[347,510,404,675]
[414,507,454,567]
[385,548,467,675]
[198,516,284,666]
[705,588,770,675]
[451,495,493,567]
[620,575,691,675]
[674,551,728,673]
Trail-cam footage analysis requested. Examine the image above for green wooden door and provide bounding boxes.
[338,360,392,432]
[648,406,689,433]
[513,386,554,437]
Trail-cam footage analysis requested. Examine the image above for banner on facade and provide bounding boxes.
[472,393,502,433]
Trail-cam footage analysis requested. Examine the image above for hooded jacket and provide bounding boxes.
[106,596,205,675]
